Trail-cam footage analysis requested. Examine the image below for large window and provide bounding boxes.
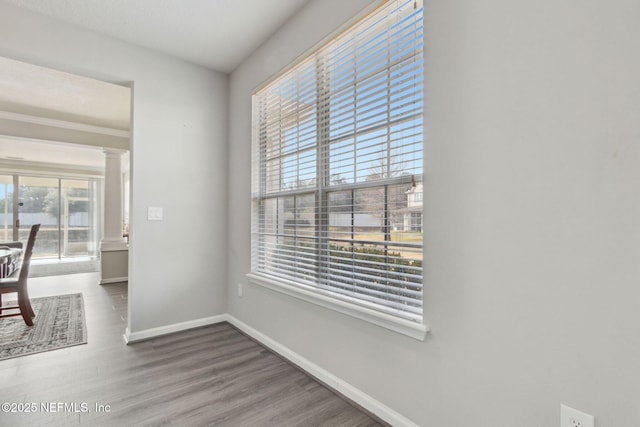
[251,0,424,329]
[0,174,100,260]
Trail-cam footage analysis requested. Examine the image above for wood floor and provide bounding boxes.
[0,273,386,426]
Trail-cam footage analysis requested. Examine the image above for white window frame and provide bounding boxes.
[249,0,427,340]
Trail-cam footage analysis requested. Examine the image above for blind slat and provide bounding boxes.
[252,0,424,321]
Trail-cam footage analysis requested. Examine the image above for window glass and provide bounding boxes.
[252,0,424,322]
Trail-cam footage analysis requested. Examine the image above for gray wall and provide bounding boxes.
[0,3,229,333]
[2,0,639,425]
[228,0,640,426]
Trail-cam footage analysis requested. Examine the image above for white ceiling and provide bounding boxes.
[0,56,131,131]
[0,56,131,169]
[1,0,312,170]
[1,0,312,73]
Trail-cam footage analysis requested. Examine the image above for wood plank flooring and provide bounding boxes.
[0,273,387,426]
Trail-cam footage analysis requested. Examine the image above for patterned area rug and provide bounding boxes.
[0,293,86,361]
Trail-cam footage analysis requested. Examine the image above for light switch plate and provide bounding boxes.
[147,206,163,221]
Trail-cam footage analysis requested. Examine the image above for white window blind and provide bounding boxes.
[252,0,424,322]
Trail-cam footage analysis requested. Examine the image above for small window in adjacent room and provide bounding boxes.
[249,0,425,339]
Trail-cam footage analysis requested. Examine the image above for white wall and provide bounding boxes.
[229,0,640,426]
[0,3,229,333]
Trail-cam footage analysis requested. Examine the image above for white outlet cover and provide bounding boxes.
[561,404,594,427]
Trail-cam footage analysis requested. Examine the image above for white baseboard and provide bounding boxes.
[225,314,419,427]
[123,314,227,344]
[122,313,417,426]
[99,276,128,285]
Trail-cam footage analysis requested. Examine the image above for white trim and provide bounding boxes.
[247,273,428,341]
[226,314,420,427]
[100,240,129,251]
[123,314,228,344]
[0,159,104,177]
[0,110,130,138]
[121,312,419,425]
[99,276,128,285]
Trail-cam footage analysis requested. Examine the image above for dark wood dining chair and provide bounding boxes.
[0,224,40,326]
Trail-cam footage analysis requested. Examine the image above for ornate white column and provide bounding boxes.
[100,148,128,284]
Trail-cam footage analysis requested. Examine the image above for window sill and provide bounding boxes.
[246,273,428,341]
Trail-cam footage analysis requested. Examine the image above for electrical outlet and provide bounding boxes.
[561,404,594,427]
[237,283,243,298]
